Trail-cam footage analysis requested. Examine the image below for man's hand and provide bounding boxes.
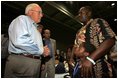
[69,58,75,67]
[43,45,50,57]
[81,59,93,78]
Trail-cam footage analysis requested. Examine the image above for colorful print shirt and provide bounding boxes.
[85,18,116,77]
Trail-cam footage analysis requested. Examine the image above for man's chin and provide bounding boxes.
[37,19,41,23]
[38,20,41,23]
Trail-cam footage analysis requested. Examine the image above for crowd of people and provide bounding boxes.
[1,3,117,78]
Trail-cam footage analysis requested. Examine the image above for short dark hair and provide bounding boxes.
[84,6,92,13]
[37,24,43,28]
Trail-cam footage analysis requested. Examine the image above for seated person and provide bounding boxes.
[55,58,66,74]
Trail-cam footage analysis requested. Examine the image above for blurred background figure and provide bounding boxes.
[66,45,75,77]
[41,29,56,78]
[1,34,9,78]
[37,24,44,34]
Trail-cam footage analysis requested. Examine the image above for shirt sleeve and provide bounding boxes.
[97,19,116,42]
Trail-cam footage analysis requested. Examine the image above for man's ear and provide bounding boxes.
[27,11,32,16]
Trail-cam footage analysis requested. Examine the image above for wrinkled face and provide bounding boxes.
[30,6,43,23]
[43,30,50,39]
[78,7,88,23]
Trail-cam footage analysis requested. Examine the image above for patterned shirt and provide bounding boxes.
[85,18,116,77]
[74,18,116,78]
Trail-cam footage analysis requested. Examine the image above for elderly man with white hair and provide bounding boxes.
[4,3,50,78]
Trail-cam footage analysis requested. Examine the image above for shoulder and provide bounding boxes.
[91,18,101,24]
[15,15,26,19]
[93,18,109,25]
[11,15,27,23]
[91,18,109,28]
[17,15,30,21]
[50,38,56,42]
[18,15,28,18]
[15,15,34,25]
[93,18,106,21]
[14,15,30,21]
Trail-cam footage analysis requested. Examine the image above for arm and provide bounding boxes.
[81,38,115,78]
[89,19,116,60]
[90,37,115,61]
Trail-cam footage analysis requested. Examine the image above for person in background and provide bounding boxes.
[1,34,9,78]
[41,29,56,78]
[37,24,44,34]
[4,3,50,78]
[66,46,75,77]
[73,6,116,78]
[37,24,44,77]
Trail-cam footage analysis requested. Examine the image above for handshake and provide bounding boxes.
[43,45,50,57]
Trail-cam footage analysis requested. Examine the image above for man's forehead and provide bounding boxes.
[45,30,50,33]
[79,7,86,11]
[33,5,42,11]
[79,7,90,14]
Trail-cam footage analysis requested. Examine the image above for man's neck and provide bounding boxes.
[84,18,93,26]
[44,38,50,40]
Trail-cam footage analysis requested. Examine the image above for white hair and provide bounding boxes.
[25,3,39,14]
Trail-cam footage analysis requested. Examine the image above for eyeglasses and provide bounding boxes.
[31,10,43,14]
